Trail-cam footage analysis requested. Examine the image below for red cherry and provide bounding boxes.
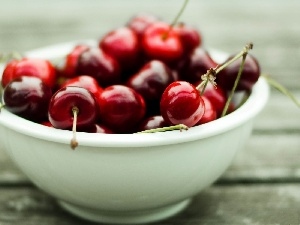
[76,47,121,87]
[138,115,168,132]
[126,60,175,101]
[2,58,57,88]
[98,85,146,133]
[3,76,52,122]
[173,22,201,56]
[200,82,227,117]
[178,47,218,83]
[127,13,159,38]
[142,22,183,64]
[48,86,97,130]
[196,96,217,125]
[160,81,205,127]
[217,54,260,92]
[99,27,140,71]
[61,44,89,78]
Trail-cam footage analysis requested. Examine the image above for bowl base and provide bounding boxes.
[59,198,191,224]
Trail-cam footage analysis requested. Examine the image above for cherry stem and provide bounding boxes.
[136,124,189,134]
[196,43,253,95]
[262,74,300,108]
[221,53,248,117]
[0,103,4,112]
[162,0,189,40]
[70,106,79,150]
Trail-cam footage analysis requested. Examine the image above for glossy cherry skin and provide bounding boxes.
[99,27,140,71]
[2,58,57,88]
[60,75,103,113]
[76,47,121,87]
[200,82,227,117]
[178,47,218,83]
[60,44,90,78]
[196,96,217,125]
[2,76,52,122]
[127,13,159,38]
[48,86,97,130]
[126,60,175,101]
[160,81,205,127]
[173,23,201,56]
[138,115,168,132]
[98,85,146,133]
[217,54,260,92]
[142,22,183,64]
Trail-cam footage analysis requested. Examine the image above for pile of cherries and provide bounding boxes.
[0,13,261,137]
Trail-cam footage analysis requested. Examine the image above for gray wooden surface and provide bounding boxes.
[0,0,300,224]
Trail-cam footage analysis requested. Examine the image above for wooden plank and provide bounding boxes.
[0,184,300,224]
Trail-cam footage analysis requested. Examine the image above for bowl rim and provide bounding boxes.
[0,40,270,148]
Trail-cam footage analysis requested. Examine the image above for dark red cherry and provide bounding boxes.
[2,58,57,88]
[196,96,217,125]
[160,81,205,127]
[99,27,140,71]
[127,13,159,38]
[217,54,260,92]
[60,44,90,78]
[2,76,52,122]
[178,47,218,83]
[138,115,168,132]
[98,85,146,133]
[142,22,183,64]
[48,86,97,130]
[60,75,103,114]
[126,60,175,101]
[173,22,201,56]
[76,47,121,87]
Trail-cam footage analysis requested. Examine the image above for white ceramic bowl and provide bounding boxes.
[0,41,270,224]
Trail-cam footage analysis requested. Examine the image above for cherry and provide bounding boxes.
[160,81,205,127]
[178,47,218,83]
[196,96,217,125]
[2,76,52,122]
[1,58,57,88]
[198,82,227,117]
[76,47,121,87]
[126,60,174,101]
[60,44,89,78]
[99,27,140,72]
[173,22,201,56]
[142,22,183,64]
[60,75,103,114]
[217,53,260,92]
[98,85,146,133]
[48,86,97,130]
[127,13,160,38]
[138,115,168,132]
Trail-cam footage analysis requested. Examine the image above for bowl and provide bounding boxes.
[0,41,270,224]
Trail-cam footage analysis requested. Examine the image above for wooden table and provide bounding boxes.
[0,0,299,224]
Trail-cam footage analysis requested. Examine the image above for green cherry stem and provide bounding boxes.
[221,53,248,117]
[162,0,189,40]
[196,43,253,95]
[262,74,300,108]
[70,106,79,150]
[0,103,4,112]
[137,124,189,134]
[170,0,189,27]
